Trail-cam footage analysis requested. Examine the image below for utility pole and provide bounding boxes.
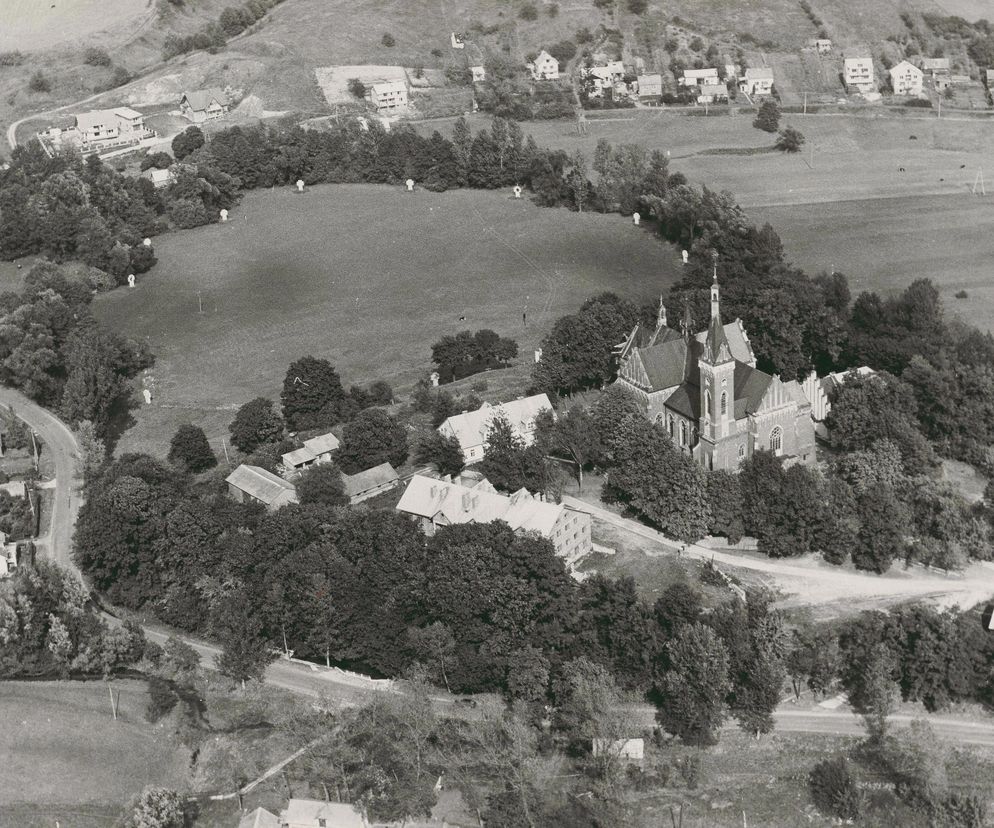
[803,90,807,115]
[974,168,986,195]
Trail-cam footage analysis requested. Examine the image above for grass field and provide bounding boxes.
[0,679,190,827]
[749,193,994,333]
[0,0,149,51]
[92,184,676,456]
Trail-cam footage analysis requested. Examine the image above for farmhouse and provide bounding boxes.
[283,799,368,828]
[396,474,593,564]
[281,431,341,471]
[739,67,774,96]
[341,462,399,504]
[812,38,832,53]
[365,80,408,111]
[922,57,951,90]
[843,57,876,93]
[470,65,486,82]
[614,284,815,471]
[801,366,876,441]
[889,61,924,95]
[437,394,554,464]
[637,73,663,99]
[179,88,231,123]
[681,67,718,87]
[697,82,729,104]
[528,50,560,80]
[226,464,299,510]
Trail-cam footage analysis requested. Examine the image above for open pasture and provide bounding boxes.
[0,0,149,52]
[0,679,190,826]
[93,184,676,456]
[750,193,994,333]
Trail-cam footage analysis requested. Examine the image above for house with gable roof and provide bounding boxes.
[528,50,560,80]
[437,394,554,464]
[341,462,399,504]
[180,88,231,123]
[614,279,814,471]
[226,464,299,510]
[397,473,592,564]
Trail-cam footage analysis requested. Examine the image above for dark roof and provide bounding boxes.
[342,462,398,496]
[703,312,733,364]
[733,362,773,417]
[664,382,700,420]
[639,337,689,391]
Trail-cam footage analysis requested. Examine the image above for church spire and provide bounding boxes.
[703,264,731,364]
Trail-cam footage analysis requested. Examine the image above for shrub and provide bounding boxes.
[348,77,366,99]
[0,51,25,66]
[753,99,781,132]
[382,32,396,46]
[431,47,443,58]
[168,424,217,472]
[809,757,864,819]
[775,126,805,153]
[519,3,539,20]
[171,126,205,160]
[689,36,705,52]
[627,0,647,11]
[546,3,559,17]
[83,47,112,67]
[955,289,969,299]
[28,71,51,93]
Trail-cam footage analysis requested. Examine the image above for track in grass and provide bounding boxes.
[93,184,679,455]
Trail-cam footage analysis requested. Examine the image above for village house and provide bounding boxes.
[281,431,341,473]
[739,66,774,96]
[76,107,151,145]
[801,366,876,441]
[470,65,486,82]
[614,283,815,471]
[923,57,952,90]
[812,38,832,53]
[843,57,876,93]
[341,462,399,504]
[636,73,663,99]
[237,807,281,828]
[986,68,994,88]
[680,67,719,87]
[179,88,231,123]
[140,167,176,189]
[0,531,26,579]
[528,50,560,80]
[365,80,408,111]
[284,799,367,828]
[396,473,593,565]
[450,32,465,49]
[889,60,924,95]
[697,82,729,104]
[437,393,554,464]
[226,464,299,510]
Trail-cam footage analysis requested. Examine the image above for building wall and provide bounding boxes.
[551,509,592,564]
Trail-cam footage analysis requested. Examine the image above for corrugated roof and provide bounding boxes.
[303,431,340,455]
[226,464,297,505]
[439,394,553,451]
[342,463,398,497]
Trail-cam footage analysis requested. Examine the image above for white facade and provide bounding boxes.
[437,394,553,465]
[681,67,719,87]
[739,67,774,96]
[470,65,486,82]
[637,73,662,98]
[698,82,728,103]
[366,80,408,111]
[889,60,924,95]
[529,50,560,80]
[843,57,876,92]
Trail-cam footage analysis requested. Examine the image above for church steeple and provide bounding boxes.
[698,262,736,471]
[703,268,732,365]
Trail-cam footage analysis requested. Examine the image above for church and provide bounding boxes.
[614,276,815,471]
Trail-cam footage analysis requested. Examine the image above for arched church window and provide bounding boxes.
[738,443,746,459]
[720,392,727,415]
[705,392,712,418]
[770,426,783,455]
[680,421,687,446]
[668,416,674,438]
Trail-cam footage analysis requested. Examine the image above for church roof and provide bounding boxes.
[733,363,773,417]
[703,312,732,364]
[638,337,690,390]
[663,383,700,419]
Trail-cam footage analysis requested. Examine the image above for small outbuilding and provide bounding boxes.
[341,462,399,504]
[226,464,299,510]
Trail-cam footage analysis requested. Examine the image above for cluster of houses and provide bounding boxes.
[844,54,982,97]
[677,65,775,103]
[238,797,452,828]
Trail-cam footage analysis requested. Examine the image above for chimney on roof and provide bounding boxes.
[462,492,472,511]
[472,495,479,509]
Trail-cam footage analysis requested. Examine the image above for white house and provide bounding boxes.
[582,65,614,97]
[281,431,341,472]
[813,38,832,54]
[226,464,299,511]
[889,60,924,95]
[140,167,176,189]
[0,531,23,579]
[179,89,231,123]
[697,82,728,104]
[739,66,774,96]
[528,50,560,80]
[450,32,465,49]
[396,474,593,565]
[341,462,399,505]
[366,80,408,111]
[636,73,662,99]
[843,57,876,93]
[437,393,554,464]
[681,67,719,87]
[282,799,367,828]
[470,65,486,82]
[62,107,154,152]
[238,807,281,828]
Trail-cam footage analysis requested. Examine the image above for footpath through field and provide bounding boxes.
[564,495,994,613]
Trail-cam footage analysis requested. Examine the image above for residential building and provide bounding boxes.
[365,80,408,111]
[582,65,614,97]
[813,38,832,53]
[450,32,465,49]
[889,60,924,95]
[238,807,281,828]
[179,88,231,123]
[985,68,994,88]
[528,50,560,80]
[680,67,719,87]
[396,474,593,565]
[281,431,341,472]
[341,462,399,504]
[636,73,663,99]
[283,799,368,828]
[140,167,176,189]
[843,57,876,93]
[739,67,774,96]
[800,366,875,441]
[0,531,24,579]
[592,738,645,761]
[697,82,728,103]
[226,464,299,510]
[437,394,554,464]
[614,286,815,471]
[75,107,151,144]
[470,65,486,82]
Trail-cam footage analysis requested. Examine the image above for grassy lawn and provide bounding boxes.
[0,680,191,826]
[92,183,677,456]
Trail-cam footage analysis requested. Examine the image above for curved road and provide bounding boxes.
[7,386,994,742]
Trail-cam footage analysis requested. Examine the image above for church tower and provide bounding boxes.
[698,269,735,470]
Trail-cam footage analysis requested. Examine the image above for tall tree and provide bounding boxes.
[296,463,348,506]
[281,356,346,430]
[336,408,408,473]
[228,397,284,453]
[167,424,216,472]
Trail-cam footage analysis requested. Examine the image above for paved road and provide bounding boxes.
[10,387,994,744]
[0,387,81,575]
